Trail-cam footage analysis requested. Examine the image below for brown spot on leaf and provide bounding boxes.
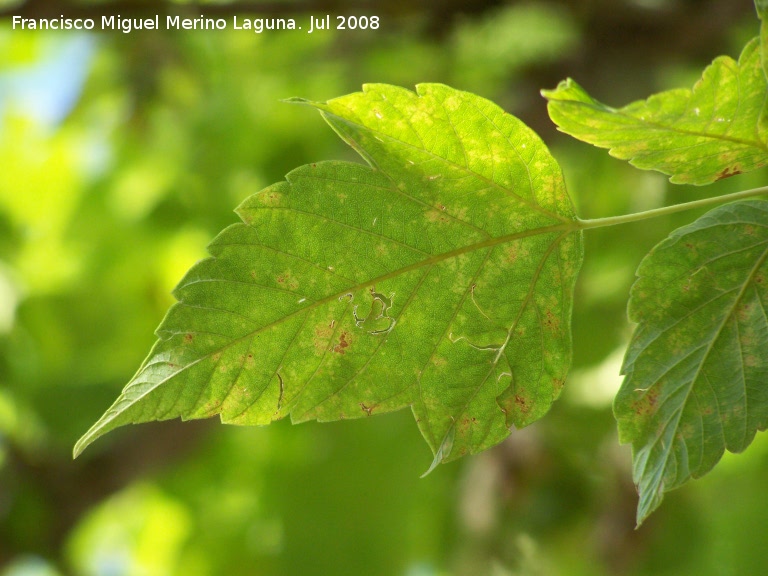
[333,331,352,354]
[184,333,194,344]
[277,271,299,290]
[457,416,478,435]
[514,395,531,414]
[360,402,376,416]
[314,325,334,354]
[738,303,752,321]
[506,245,519,264]
[678,423,695,440]
[316,327,333,339]
[505,241,530,264]
[631,388,659,417]
[716,166,742,180]
[543,310,560,332]
[260,191,282,207]
[425,209,449,223]
[276,271,299,290]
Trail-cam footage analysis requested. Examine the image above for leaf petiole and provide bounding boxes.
[576,184,768,230]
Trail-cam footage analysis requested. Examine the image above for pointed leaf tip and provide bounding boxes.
[282,96,314,105]
[420,427,455,478]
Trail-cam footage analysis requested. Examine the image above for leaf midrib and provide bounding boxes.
[555,99,768,153]
[215,221,576,349]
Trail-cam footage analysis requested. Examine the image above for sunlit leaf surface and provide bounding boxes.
[542,39,768,185]
[75,84,582,466]
[615,200,768,524]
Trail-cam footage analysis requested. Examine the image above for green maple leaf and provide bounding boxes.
[615,200,768,525]
[74,84,583,470]
[542,38,768,185]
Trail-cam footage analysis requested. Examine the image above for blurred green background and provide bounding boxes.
[1,1,768,574]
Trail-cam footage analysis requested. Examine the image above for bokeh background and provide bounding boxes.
[2,1,768,574]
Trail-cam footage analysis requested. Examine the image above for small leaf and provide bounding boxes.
[542,39,768,185]
[615,200,768,525]
[75,84,583,467]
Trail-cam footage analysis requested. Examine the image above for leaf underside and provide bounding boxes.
[74,84,583,468]
[542,38,768,185]
[615,200,768,525]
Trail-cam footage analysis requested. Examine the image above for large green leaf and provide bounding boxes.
[542,38,768,185]
[615,200,768,525]
[74,84,583,469]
